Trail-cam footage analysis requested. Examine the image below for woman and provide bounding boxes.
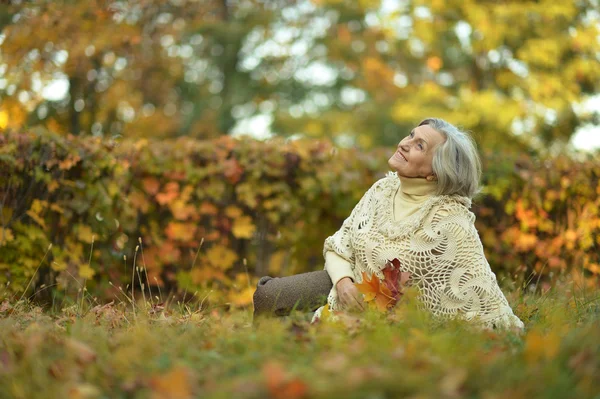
[253,118,524,331]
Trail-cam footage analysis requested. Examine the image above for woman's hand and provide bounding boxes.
[336,277,365,312]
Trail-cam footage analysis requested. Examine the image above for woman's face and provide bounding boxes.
[388,124,446,179]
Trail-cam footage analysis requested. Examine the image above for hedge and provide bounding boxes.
[1,129,598,306]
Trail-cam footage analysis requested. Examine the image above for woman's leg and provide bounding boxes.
[253,270,333,318]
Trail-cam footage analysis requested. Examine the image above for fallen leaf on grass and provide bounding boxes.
[524,330,560,363]
[68,383,100,399]
[149,365,196,399]
[439,368,468,398]
[65,338,97,365]
[263,361,308,399]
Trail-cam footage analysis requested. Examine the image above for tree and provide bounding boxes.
[1,0,598,154]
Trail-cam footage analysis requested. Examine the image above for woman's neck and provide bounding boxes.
[397,175,438,196]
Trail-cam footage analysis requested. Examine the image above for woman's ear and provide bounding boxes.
[426,174,437,181]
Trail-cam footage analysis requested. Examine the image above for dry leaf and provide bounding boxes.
[149,366,195,399]
[263,361,308,399]
[65,338,97,365]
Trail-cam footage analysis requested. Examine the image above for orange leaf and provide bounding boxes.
[355,271,380,302]
[142,177,160,195]
[156,182,180,205]
[222,158,243,184]
[149,366,195,399]
[165,222,196,242]
[263,361,308,399]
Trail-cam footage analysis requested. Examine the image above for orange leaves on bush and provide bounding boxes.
[169,200,195,221]
[58,153,81,171]
[129,190,150,213]
[426,56,443,71]
[165,222,197,242]
[222,158,243,184]
[156,182,179,205]
[190,267,226,284]
[142,177,160,195]
[262,361,308,399]
[199,201,218,215]
[355,259,410,312]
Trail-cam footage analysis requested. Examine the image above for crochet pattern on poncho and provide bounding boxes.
[315,171,524,330]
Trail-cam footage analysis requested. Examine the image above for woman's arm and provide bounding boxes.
[322,177,386,311]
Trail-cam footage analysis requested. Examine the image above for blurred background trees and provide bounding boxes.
[0,0,599,153]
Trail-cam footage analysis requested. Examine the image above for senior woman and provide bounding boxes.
[253,118,524,331]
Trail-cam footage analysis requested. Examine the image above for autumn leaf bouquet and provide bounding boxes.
[356,258,411,312]
[317,258,411,322]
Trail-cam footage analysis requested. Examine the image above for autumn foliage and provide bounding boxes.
[1,128,599,305]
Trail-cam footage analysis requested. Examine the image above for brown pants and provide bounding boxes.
[252,270,333,317]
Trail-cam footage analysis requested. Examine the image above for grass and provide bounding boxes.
[0,275,599,399]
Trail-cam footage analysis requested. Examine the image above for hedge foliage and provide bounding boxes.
[1,129,598,305]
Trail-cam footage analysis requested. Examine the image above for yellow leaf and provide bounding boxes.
[0,228,14,244]
[48,180,60,193]
[205,245,238,270]
[225,206,243,218]
[524,330,561,363]
[77,225,94,244]
[232,215,256,239]
[50,203,64,214]
[79,264,95,280]
[228,286,255,307]
[0,110,8,129]
[26,210,47,229]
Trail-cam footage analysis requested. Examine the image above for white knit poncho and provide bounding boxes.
[314,172,525,331]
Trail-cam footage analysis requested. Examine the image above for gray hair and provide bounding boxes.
[419,118,482,199]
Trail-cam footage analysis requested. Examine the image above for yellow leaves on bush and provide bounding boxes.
[128,190,150,213]
[78,264,95,280]
[228,286,255,307]
[76,225,94,244]
[25,199,47,229]
[205,244,238,270]
[169,200,195,221]
[190,267,226,285]
[165,222,196,242]
[232,215,256,239]
[0,110,8,129]
[0,228,14,245]
[148,365,196,399]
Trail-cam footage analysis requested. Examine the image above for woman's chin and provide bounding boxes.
[388,158,402,171]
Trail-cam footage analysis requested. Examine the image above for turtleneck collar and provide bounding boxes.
[397,174,438,196]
